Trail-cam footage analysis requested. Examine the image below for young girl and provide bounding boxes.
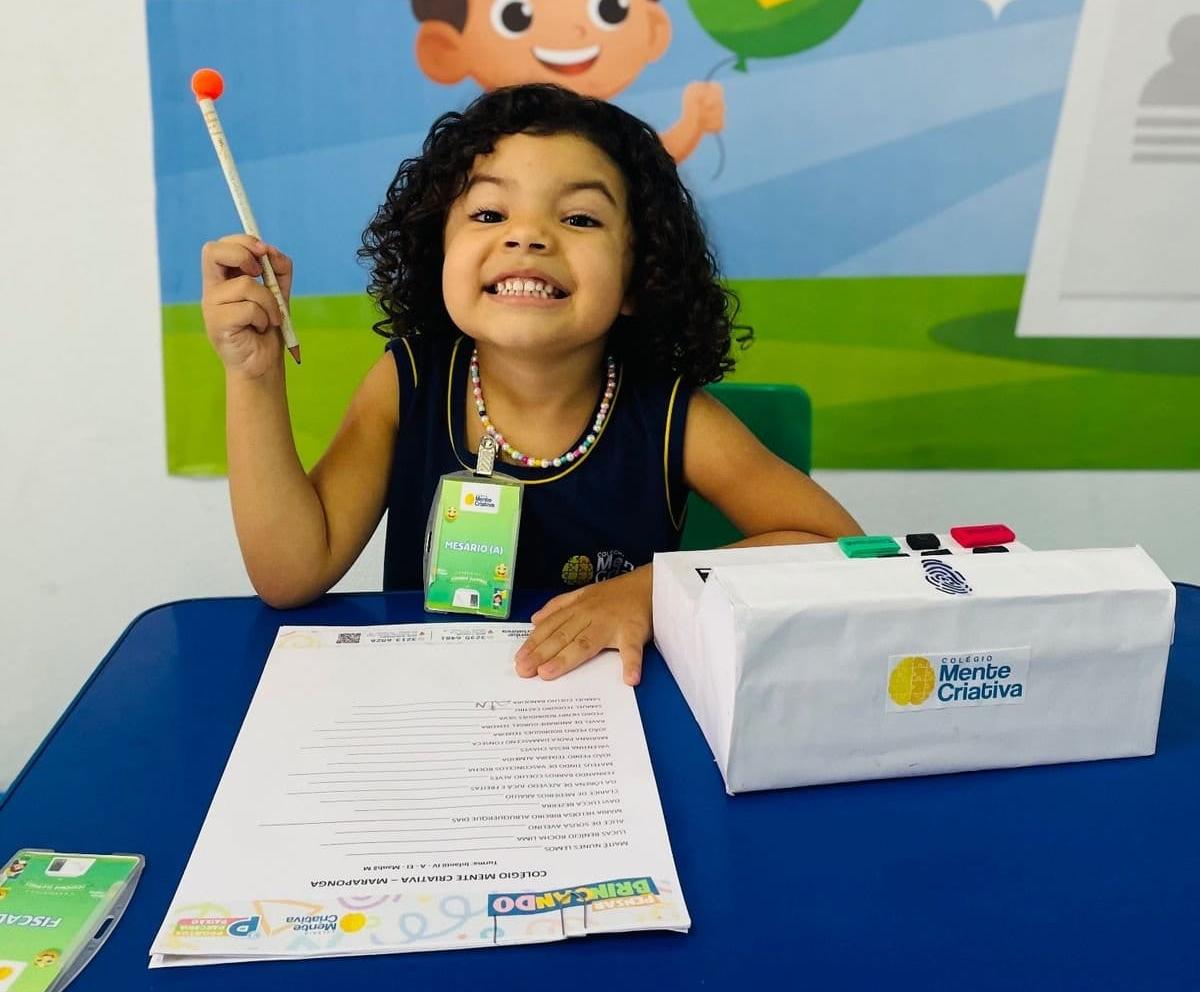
[200,84,861,686]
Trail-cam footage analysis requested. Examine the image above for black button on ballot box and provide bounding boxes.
[906,533,941,551]
[973,545,1010,554]
[921,548,952,556]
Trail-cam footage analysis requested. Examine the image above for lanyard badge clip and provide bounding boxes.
[474,434,497,478]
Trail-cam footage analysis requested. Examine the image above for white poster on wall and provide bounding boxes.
[1018,0,1200,338]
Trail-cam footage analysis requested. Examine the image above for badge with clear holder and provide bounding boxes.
[0,849,144,992]
[423,435,523,618]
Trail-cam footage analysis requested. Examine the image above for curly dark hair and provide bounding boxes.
[358,83,750,384]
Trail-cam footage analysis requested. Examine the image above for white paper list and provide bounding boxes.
[150,623,688,966]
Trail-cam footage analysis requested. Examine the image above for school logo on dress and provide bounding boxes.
[595,549,633,582]
[922,558,972,595]
[561,555,594,586]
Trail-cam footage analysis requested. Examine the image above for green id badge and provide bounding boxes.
[0,850,144,992]
[423,437,523,618]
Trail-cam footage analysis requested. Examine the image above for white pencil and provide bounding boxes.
[191,68,300,365]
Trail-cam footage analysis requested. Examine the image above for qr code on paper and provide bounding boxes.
[336,632,361,644]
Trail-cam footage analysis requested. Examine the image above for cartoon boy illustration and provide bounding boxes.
[2,859,26,880]
[411,0,724,163]
[32,949,61,969]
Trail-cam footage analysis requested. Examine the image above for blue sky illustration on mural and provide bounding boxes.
[148,0,1084,302]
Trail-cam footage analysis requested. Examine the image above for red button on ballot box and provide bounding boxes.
[950,524,1016,548]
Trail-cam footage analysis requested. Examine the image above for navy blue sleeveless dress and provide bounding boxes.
[382,335,692,593]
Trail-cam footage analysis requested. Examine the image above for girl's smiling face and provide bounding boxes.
[442,132,634,357]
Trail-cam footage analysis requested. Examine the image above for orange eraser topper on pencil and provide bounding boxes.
[190,67,301,364]
[190,67,225,101]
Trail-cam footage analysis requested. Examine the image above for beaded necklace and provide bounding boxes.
[469,347,617,469]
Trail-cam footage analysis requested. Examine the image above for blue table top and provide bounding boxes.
[2,585,1198,991]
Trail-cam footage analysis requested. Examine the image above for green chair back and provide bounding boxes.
[678,382,813,551]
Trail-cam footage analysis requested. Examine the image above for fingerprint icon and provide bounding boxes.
[922,559,972,596]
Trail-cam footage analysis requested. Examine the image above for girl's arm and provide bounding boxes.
[681,389,863,545]
[225,355,397,607]
[204,235,398,607]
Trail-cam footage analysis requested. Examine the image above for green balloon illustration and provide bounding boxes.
[688,0,863,71]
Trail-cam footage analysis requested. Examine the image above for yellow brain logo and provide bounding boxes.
[339,913,367,933]
[464,492,475,506]
[889,656,936,706]
[561,555,594,586]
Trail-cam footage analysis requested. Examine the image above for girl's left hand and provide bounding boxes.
[514,568,652,686]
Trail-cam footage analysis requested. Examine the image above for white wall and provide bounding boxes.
[2,3,1196,791]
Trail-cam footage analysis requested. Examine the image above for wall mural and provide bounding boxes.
[147,0,1199,473]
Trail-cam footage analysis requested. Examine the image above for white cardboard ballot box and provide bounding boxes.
[652,542,1175,794]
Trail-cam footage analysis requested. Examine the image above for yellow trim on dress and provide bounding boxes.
[398,336,419,389]
[663,377,685,532]
[445,337,622,486]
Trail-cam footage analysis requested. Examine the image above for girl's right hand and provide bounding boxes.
[200,234,293,379]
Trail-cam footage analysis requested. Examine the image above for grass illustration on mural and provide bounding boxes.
[163,275,1200,475]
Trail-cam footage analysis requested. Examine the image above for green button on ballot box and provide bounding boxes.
[837,535,901,558]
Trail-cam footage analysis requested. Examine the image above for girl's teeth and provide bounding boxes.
[491,279,560,298]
